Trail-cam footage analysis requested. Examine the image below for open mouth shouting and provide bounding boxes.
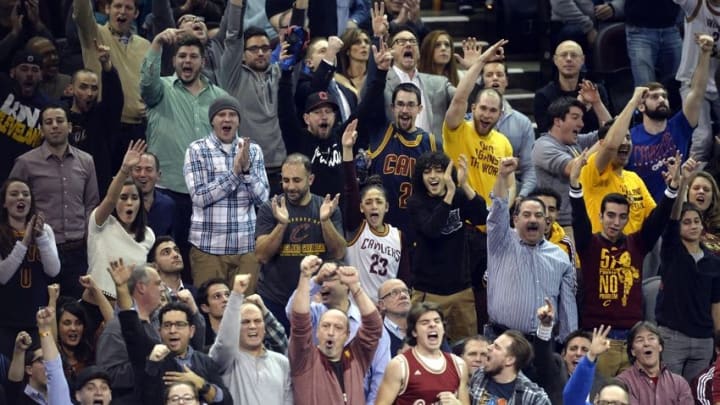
[120,208,136,224]
[402,49,415,65]
[427,331,440,346]
[167,336,182,351]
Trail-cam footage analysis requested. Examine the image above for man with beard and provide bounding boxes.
[289,256,382,405]
[209,274,292,404]
[131,152,175,237]
[627,34,713,201]
[532,96,599,240]
[578,87,657,236]
[375,302,469,405]
[444,39,513,211]
[377,279,412,356]
[255,153,346,332]
[9,105,99,299]
[369,4,454,139]
[73,0,150,151]
[469,330,550,404]
[278,83,345,198]
[143,30,228,283]
[443,39,513,330]
[617,321,692,403]
[68,40,122,197]
[221,0,286,196]
[151,0,237,83]
[534,40,611,133]
[569,140,679,378]
[149,236,193,296]
[0,50,51,181]
[474,60,537,202]
[184,96,269,289]
[284,261,391,405]
[356,28,440,239]
[486,157,577,343]
[25,37,71,100]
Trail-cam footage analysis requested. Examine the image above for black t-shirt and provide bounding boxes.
[479,379,516,404]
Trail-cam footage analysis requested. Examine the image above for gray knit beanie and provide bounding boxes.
[208,95,242,122]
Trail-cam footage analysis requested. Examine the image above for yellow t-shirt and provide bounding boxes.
[442,120,513,207]
[579,152,656,235]
[548,221,580,268]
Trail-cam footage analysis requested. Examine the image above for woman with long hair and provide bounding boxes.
[336,28,371,100]
[341,120,409,301]
[685,170,720,254]
[56,301,95,384]
[418,30,460,86]
[87,140,155,300]
[0,178,60,355]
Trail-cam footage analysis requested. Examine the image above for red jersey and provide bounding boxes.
[395,348,462,405]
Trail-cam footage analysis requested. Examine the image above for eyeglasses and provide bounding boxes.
[168,394,198,404]
[596,401,628,405]
[392,38,417,46]
[245,45,272,54]
[161,321,190,330]
[178,15,205,25]
[394,101,418,110]
[210,291,230,300]
[380,288,411,300]
[555,51,582,59]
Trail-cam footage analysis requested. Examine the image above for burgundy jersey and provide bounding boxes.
[395,348,462,405]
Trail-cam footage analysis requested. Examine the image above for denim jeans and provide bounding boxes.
[659,325,714,382]
[625,25,682,86]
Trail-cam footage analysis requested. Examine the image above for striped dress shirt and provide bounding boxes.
[184,134,269,255]
[486,195,578,341]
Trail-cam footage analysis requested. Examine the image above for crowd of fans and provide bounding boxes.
[2,0,720,403]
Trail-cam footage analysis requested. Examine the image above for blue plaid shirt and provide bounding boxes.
[184,133,269,254]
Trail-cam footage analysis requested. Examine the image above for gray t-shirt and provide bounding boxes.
[532,131,597,225]
[256,193,344,304]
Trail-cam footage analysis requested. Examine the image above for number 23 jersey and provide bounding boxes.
[346,219,403,302]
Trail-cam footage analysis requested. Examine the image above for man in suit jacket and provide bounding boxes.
[369,8,455,137]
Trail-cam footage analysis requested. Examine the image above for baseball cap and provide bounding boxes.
[304,91,339,114]
[11,50,42,69]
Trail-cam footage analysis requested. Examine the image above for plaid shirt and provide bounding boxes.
[184,133,269,254]
[469,370,550,405]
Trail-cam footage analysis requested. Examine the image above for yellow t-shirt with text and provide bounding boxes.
[442,120,513,207]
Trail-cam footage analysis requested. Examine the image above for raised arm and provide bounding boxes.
[141,29,183,108]
[341,120,363,232]
[445,39,508,130]
[578,80,611,127]
[73,0,99,49]
[594,87,647,173]
[95,141,146,226]
[639,150,681,248]
[209,274,251,372]
[319,194,347,259]
[219,0,246,90]
[37,307,73,404]
[563,325,611,405]
[569,149,592,252]
[492,157,518,200]
[683,34,713,127]
[292,255,323,316]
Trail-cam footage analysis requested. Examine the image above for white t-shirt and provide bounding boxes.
[676,0,720,92]
[346,220,402,302]
[87,208,155,298]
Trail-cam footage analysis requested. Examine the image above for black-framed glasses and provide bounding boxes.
[161,321,190,330]
[245,45,272,54]
[380,288,411,300]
